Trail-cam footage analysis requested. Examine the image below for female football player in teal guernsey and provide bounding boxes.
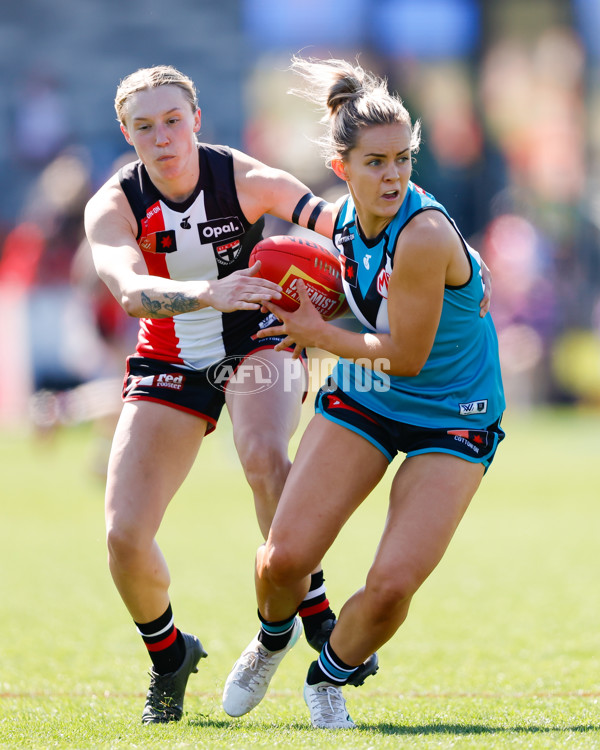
[85,65,388,724]
[223,56,505,729]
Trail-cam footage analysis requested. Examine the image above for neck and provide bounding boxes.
[348,188,391,240]
[355,212,392,241]
[159,180,197,203]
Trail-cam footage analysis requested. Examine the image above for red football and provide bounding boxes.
[250,235,348,321]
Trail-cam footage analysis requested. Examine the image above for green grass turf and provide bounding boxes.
[1,404,599,748]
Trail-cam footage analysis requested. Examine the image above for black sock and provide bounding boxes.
[135,604,185,674]
[299,571,336,642]
[307,641,358,686]
[257,611,297,651]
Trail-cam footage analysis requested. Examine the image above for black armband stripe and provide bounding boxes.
[307,200,327,231]
[291,192,314,224]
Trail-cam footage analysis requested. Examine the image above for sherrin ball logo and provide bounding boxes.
[249,235,348,321]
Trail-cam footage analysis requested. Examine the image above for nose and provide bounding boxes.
[154,124,169,146]
[384,162,400,181]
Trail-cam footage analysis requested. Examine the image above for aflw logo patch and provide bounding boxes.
[459,399,488,415]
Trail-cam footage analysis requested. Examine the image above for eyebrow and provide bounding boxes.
[364,147,410,157]
[132,107,182,122]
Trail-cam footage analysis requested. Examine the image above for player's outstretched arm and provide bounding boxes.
[232,148,341,240]
[84,179,282,318]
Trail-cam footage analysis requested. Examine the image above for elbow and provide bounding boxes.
[397,365,422,378]
[386,343,430,377]
[120,294,141,318]
[388,357,425,378]
[403,363,423,377]
[100,276,142,318]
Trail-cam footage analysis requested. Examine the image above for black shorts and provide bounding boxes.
[315,380,505,470]
[122,328,306,435]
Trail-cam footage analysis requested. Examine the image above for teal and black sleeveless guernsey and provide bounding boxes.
[331,181,505,430]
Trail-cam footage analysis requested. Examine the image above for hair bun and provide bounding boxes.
[327,74,362,115]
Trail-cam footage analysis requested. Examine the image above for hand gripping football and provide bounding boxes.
[249,235,348,321]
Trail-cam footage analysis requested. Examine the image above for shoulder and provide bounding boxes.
[85,172,122,219]
[84,172,136,240]
[230,148,276,201]
[230,147,278,183]
[229,147,312,223]
[388,210,459,290]
[398,209,460,261]
[392,207,471,289]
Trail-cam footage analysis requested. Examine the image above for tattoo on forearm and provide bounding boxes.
[141,292,163,316]
[141,291,196,318]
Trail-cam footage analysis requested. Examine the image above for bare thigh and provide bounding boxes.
[226,348,305,447]
[266,414,390,576]
[371,452,485,595]
[328,453,485,663]
[105,401,208,541]
[226,348,306,535]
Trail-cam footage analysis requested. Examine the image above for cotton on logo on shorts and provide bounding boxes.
[207,355,279,394]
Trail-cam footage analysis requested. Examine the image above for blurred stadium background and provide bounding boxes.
[1,0,599,435]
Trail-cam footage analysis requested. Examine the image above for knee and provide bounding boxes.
[237,437,290,496]
[258,542,310,590]
[364,566,422,622]
[106,521,148,569]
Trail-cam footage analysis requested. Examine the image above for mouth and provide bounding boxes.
[381,189,399,200]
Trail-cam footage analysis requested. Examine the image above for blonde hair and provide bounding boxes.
[115,65,198,125]
[289,56,421,166]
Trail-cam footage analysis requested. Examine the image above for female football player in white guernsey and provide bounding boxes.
[85,65,387,724]
[223,57,505,729]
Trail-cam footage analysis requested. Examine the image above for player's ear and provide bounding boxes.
[331,158,348,182]
[120,124,133,146]
[193,108,201,133]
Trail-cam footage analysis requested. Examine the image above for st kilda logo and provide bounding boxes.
[197,216,244,264]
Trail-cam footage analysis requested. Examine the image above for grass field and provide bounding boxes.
[1,404,600,748]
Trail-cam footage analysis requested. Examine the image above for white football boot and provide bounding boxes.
[223,617,302,716]
[303,681,356,729]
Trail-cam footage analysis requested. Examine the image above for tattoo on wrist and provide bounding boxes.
[141,291,196,317]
